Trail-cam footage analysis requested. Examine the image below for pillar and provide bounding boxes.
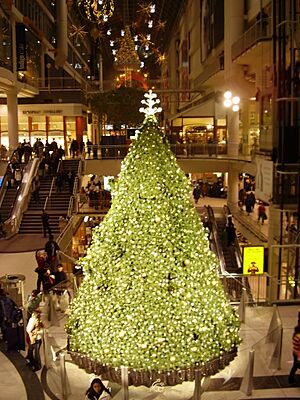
[55,0,68,68]
[7,89,19,150]
[227,110,239,157]
[28,116,32,143]
[227,167,239,207]
[76,116,84,145]
[46,116,50,142]
[63,116,68,156]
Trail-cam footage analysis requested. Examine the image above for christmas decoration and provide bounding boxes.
[66,91,240,386]
[69,24,88,42]
[114,26,140,71]
[77,0,114,23]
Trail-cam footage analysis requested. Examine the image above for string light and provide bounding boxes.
[66,90,241,376]
[77,0,114,23]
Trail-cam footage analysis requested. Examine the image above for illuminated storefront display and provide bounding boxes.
[0,104,87,151]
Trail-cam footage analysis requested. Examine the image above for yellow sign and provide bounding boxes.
[243,246,264,275]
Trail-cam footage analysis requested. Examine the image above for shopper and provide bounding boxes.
[85,377,111,400]
[26,309,43,372]
[289,325,300,384]
[27,290,42,319]
[193,184,201,204]
[41,210,51,238]
[226,216,236,246]
[258,201,267,224]
[44,235,60,272]
[55,264,67,285]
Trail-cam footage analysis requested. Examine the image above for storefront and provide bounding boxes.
[0,103,88,152]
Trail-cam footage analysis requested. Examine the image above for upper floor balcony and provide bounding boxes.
[232,18,272,64]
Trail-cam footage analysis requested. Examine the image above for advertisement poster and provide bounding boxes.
[243,246,264,275]
[16,23,27,71]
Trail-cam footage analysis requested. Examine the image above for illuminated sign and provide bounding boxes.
[243,246,264,275]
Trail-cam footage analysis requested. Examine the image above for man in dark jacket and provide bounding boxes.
[41,210,51,238]
[44,235,60,272]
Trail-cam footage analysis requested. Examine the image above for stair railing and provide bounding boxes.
[3,158,40,238]
[43,160,61,211]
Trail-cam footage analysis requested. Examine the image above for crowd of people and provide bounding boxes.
[78,175,112,211]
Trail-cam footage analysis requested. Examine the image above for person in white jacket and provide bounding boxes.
[26,309,43,372]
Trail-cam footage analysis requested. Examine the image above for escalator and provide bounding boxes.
[205,205,240,273]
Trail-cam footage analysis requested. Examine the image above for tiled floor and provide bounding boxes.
[2,198,300,400]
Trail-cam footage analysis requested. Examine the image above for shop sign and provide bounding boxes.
[243,246,264,275]
[16,24,27,71]
[22,109,63,115]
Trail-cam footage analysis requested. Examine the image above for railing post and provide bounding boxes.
[121,366,129,400]
[240,349,255,396]
[193,368,202,400]
[59,352,70,400]
[238,287,247,323]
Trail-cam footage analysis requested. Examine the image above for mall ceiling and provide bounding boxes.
[74,0,187,79]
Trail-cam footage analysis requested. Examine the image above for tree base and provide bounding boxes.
[69,347,237,387]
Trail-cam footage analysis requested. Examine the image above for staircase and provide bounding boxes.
[19,174,59,235]
[18,159,80,237]
[0,187,18,221]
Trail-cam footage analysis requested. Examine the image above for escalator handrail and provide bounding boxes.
[205,205,227,274]
[223,204,243,270]
[0,148,20,209]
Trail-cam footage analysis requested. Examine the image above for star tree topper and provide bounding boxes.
[139,90,162,121]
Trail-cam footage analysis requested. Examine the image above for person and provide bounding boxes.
[35,250,47,291]
[26,309,43,372]
[87,139,93,158]
[289,325,300,384]
[42,269,55,293]
[258,201,267,224]
[193,185,201,204]
[207,137,214,156]
[41,210,51,238]
[0,289,21,341]
[226,216,236,246]
[85,377,111,400]
[27,290,42,319]
[70,139,79,158]
[54,264,67,285]
[44,235,60,272]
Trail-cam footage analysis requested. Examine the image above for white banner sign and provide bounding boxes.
[255,157,273,203]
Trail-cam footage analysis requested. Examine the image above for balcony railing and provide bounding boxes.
[231,17,272,61]
[85,143,255,160]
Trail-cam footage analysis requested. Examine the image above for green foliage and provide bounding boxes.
[90,87,145,126]
[66,116,240,373]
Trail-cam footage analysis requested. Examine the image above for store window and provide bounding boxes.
[48,116,64,148]
[0,14,12,71]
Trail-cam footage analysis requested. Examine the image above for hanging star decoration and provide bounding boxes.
[69,24,88,42]
[155,20,166,32]
[139,89,162,122]
[137,2,152,18]
[155,51,167,65]
[139,34,153,48]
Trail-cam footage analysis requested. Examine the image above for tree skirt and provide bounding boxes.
[69,347,237,387]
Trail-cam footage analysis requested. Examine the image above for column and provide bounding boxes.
[28,116,32,143]
[6,89,19,150]
[63,116,68,156]
[227,167,239,207]
[55,0,68,68]
[75,116,84,144]
[227,110,239,157]
[46,116,50,142]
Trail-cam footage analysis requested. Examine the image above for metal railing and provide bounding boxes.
[232,17,272,61]
[44,160,61,211]
[3,158,40,238]
[206,205,227,274]
[85,143,255,160]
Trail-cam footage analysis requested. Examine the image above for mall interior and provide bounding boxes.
[0,0,300,399]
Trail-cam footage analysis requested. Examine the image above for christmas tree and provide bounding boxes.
[66,91,240,385]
